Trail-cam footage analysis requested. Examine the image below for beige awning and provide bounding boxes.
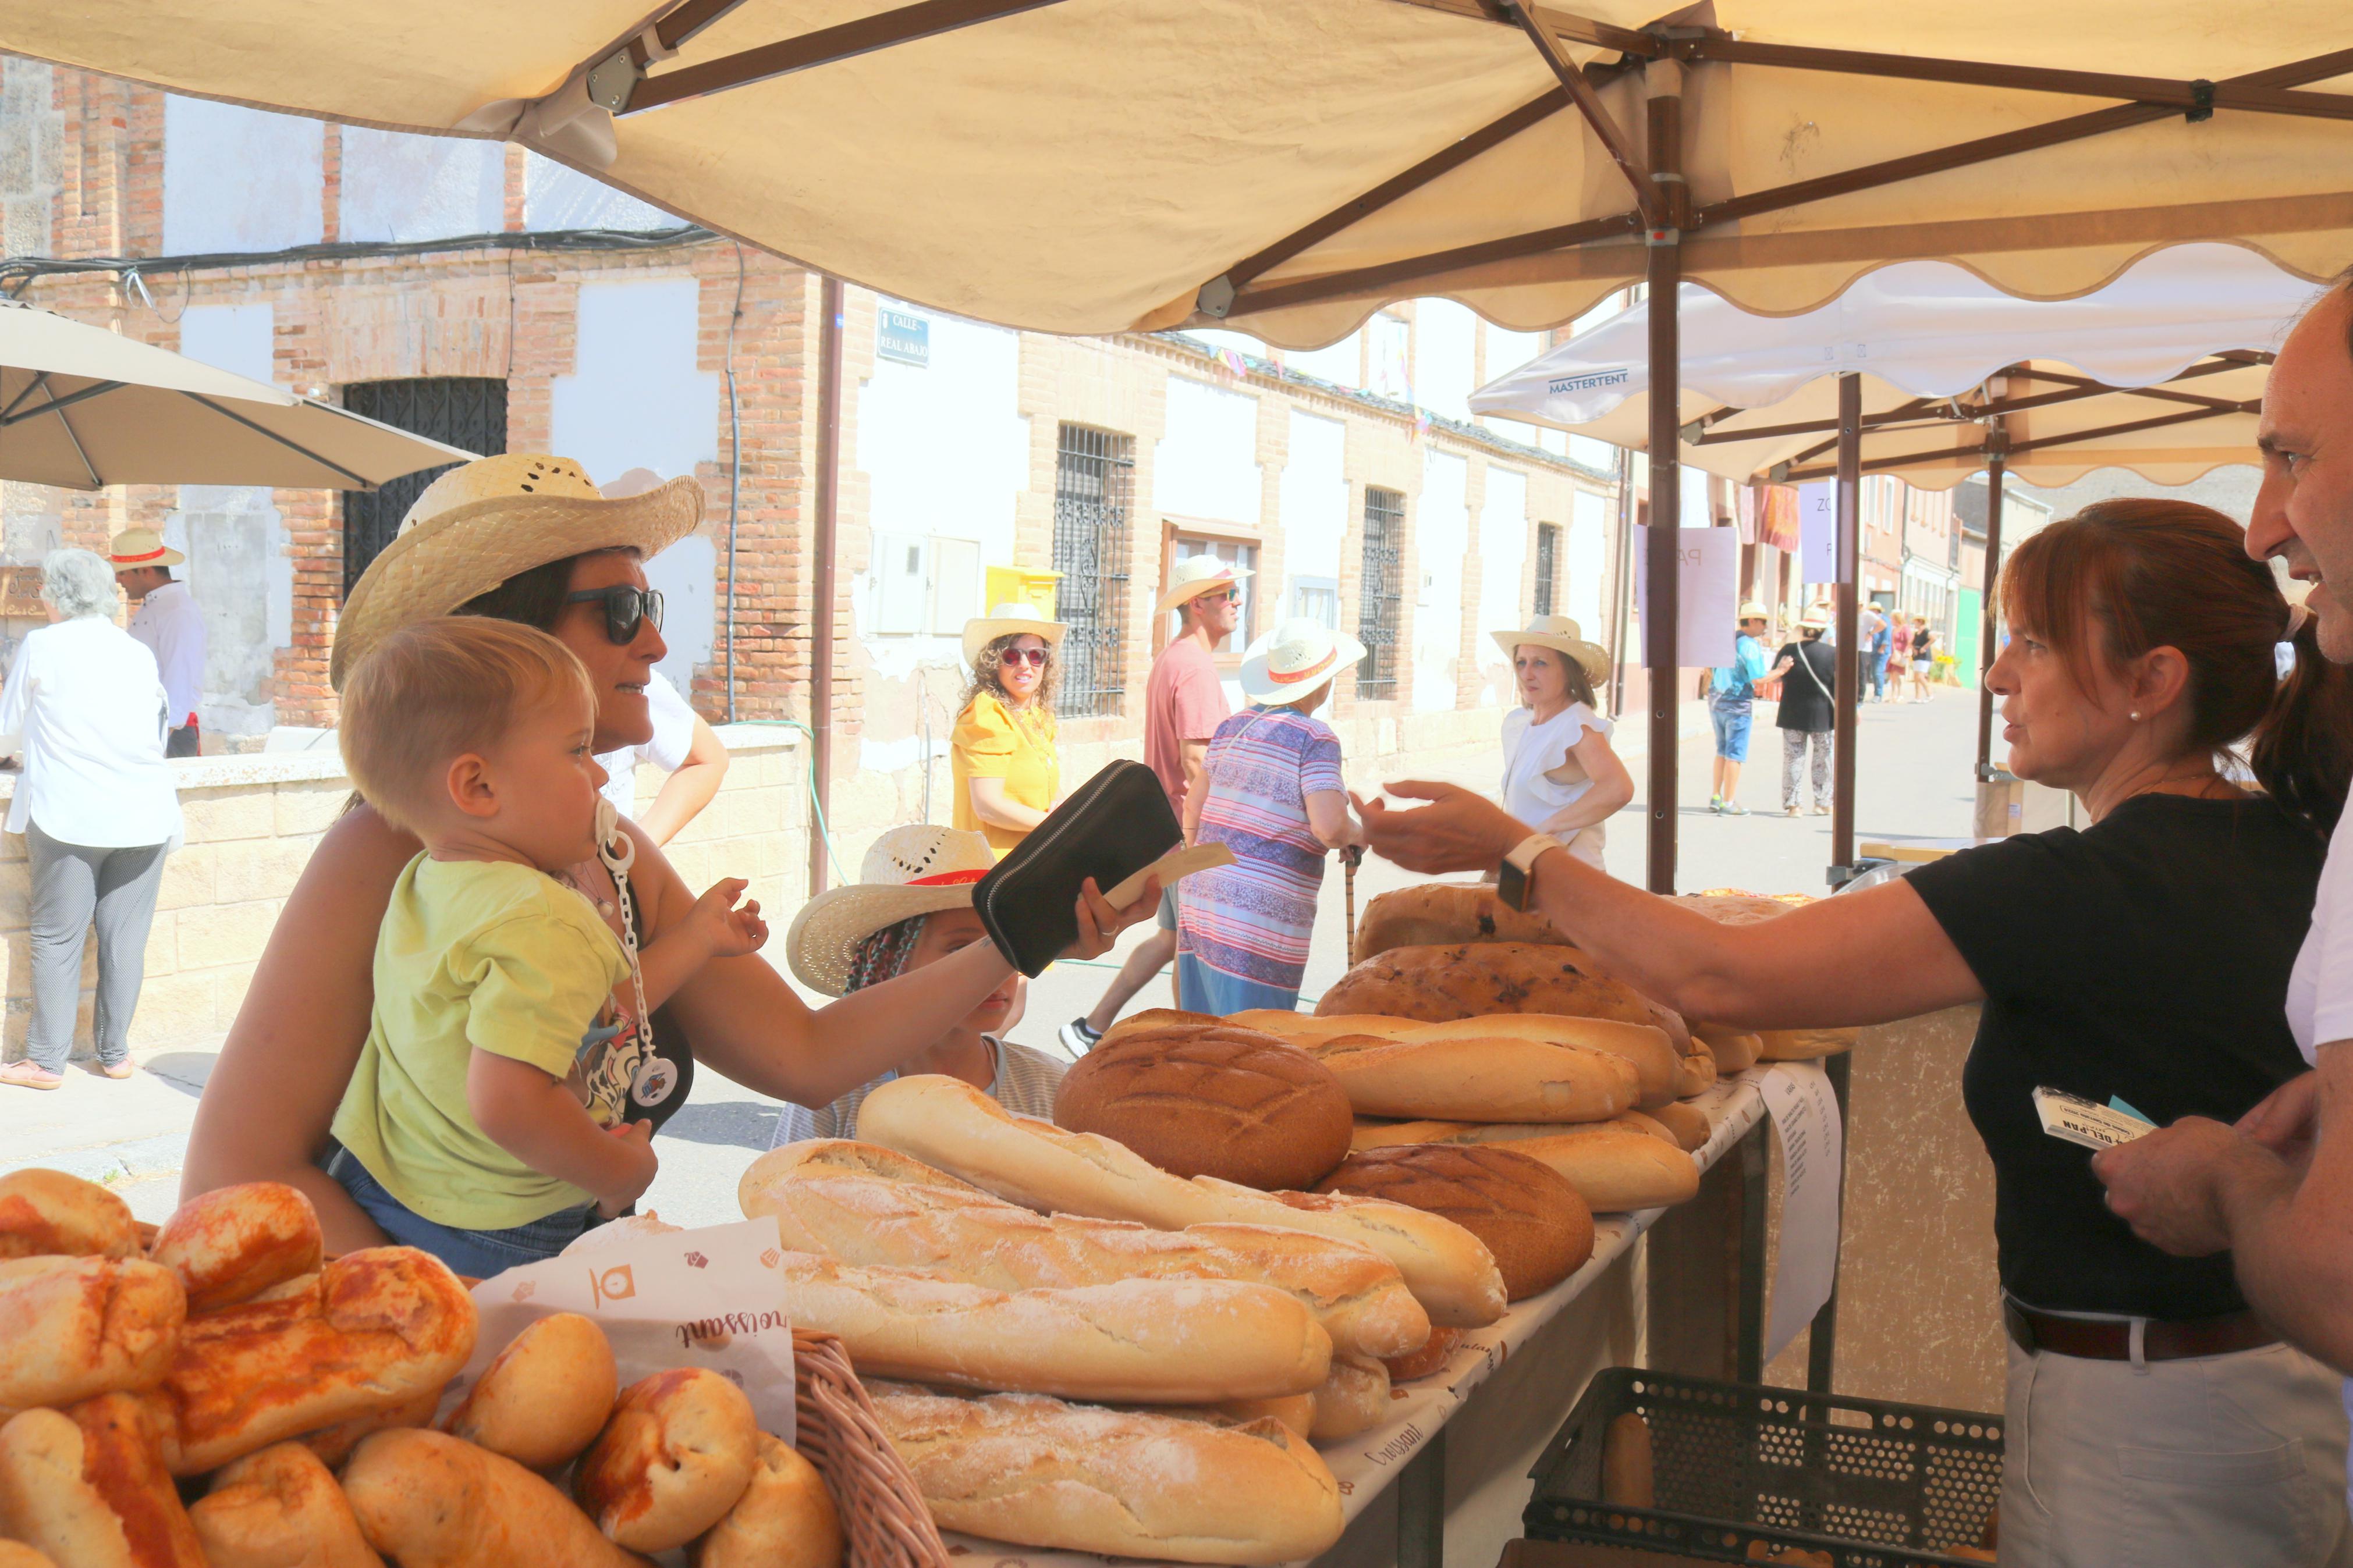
[8,2,2352,345]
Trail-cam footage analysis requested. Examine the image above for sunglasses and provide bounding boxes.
[999,645,1050,669]
[566,585,663,645]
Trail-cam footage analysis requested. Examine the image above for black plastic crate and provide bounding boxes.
[1525,1368,2003,1567]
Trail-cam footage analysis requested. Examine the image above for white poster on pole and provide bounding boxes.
[1635,527,1740,668]
[1760,1061,1845,1365]
[1797,481,1839,586]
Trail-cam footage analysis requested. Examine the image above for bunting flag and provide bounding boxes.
[1212,347,1249,378]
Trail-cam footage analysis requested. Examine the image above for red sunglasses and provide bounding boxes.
[1000,646,1049,668]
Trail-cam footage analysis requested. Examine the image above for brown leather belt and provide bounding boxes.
[2004,1300,2278,1362]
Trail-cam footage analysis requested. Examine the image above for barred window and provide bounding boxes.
[340,378,507,594]
[1052,425,1135,719]
[1356,486,1405,699]
[1534,522,1560,618]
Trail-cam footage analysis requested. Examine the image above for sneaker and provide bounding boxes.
[1709,795,1723,813]
[1058,1017,1104,1057]
[1812,805,1832,816]
[1784,806,1801,817]
[1723,802,1748,817]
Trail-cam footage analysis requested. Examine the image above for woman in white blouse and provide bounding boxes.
[1495,616,1631,871]
[0,549,182,1090]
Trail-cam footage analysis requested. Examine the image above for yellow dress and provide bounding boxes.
[952,691,1060,856]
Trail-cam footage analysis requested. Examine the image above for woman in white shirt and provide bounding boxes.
[0,550,183,1090]
[1494,616,1631,871]
[595,669,730,845]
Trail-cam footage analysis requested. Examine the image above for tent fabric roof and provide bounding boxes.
[9,2,2353,345]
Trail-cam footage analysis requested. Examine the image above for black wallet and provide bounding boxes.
[973,760,1181,976]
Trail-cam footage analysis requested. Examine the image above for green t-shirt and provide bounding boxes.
[331,855,631,1230]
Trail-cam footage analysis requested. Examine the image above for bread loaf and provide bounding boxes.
[1097,1007,1223,1044]
[773,1249,1331,1402]
[1053,1023,1354,1189]
[1401,1014,1681,1108]
[575,1368,759,1553]
[1309,1353,1391,1441]
[1755,1026,1858,1061]
[690,1432,842,1568]
[1213,1393,1316,1435]
[1227,1011,1415,1046]
[740,1139,1431,1357]
[189,1442,385,1568]
[300,1387,441,1468]
[0,1543,55,1567]
[1319,943,1692,1053]
[0,1396,208,1568]
[443,1312,618,1470]
[1634,1102,1712,1151]
[1315,1145,1594,1300]
[1351,883,1570,963]
[1310,1029,1645,1123]
[0,1254,184,1413]
[1380,1326,1460,1383]
[146,1246,475,1475]
[1351,1119,1700,1212]
[856,1076,1507,1325]
[1670,890,1807,925]
[341,1428,644,1568]
[1692,1022,1762,1073]
[1675,1045,1719,1098]
[147,1183,322,1313]
[867,1381,1344,1565]
[0,1169,137,1262]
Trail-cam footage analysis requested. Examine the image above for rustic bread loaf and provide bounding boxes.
[1755,1026,1859,1060]
[0,1254,184,1413]
[0,1396,208,1568]
[867,1381,1344,1565]
[1316,1144,1593,1300]
[1349,1118,1699,1212]
[1227,1011,1413,1046]
[190,1442,384,1568]
[575,1368,760,1553]
[1350,883,1571,964]
[1691,1022,1762,1073]
[1380,1326,1460,1383]
[1318,943,1692,1052]
[443,1312,617,1471]
[1096,1007,1223,1045]
[147,1182,322,1313]
[1054,1022,1354,1189]
[740,1139,1430,1357]
[1634,1102,1712,1151]
[0,1169,138,1262]
[342,1428,642,1568]
[691,1432,842,1568]
[1312,1030,1642,1123]
[1400,1014,1681,1109]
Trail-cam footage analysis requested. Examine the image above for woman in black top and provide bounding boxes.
[1768,611,1837,817]
[1360,500,2353,1568]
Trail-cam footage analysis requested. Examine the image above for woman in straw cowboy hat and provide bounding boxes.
[1770,610,1838,816]
[176,455,1154,1251]
[1494,615,1630,870]
[770,824,1069,1144]
[1176,617,1364,1014]
[952,602,1066,858]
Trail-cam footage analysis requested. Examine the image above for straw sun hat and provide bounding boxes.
[330,453,702,690]
[786,824,996,997]
[1492,615,1611,684]
[961,602,1067,668]
[107,528,184,570]
[1154,554,1254,616]
[1240,618,1366,705]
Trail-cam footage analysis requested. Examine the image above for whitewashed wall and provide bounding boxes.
[1414,300,1479,425]
[1156,375,1262,528]
[1568,490,1610,635]
[162,98,322,254]
[1414,450,1468,713]
[1475,466,1529,705]
[1279,410,1348,627]
[341,130,503,242]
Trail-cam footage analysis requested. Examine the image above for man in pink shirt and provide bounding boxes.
[1059,556,1245,1054]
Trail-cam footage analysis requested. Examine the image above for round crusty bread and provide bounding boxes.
[691,1432,843,1568]
[147,1182,322,1313]
[575,1368,760,1553]
[1096,1008,1223,1047]
[1315,1145,1594,1302]
[1055,1025,1354,1190]
[444,1313,619,1471]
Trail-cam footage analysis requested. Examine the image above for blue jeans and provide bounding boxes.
[1708,695,1754,763]
[1177,951,1301,1015]
[1870,651,1890,698]
[327,1143,601,1278]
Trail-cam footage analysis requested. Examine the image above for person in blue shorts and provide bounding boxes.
[1708,602,1772,815]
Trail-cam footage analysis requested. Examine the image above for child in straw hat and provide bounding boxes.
[328,618,768,1275]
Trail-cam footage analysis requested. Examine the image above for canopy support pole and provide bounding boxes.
[809,275,845,896]
[1830,371,1861,881]
[1975,451,2008,781]
[1643,83,1684,895]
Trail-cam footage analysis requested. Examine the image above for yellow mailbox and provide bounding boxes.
[984,566,1062,621]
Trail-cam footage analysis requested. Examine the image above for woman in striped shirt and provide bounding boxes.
[1177,619,1365,1015]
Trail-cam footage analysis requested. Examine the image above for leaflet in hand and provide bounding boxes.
[2032,1086,2155,1151]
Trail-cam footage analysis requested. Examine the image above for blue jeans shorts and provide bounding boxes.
[1156,882,1181,932]
[326,1142,601,1279]
[1709,695,1755,763]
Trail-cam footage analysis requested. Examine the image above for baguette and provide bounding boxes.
[1309,1353,1391,1441]
[0,1169,138,1261]
[1353,1121,1701,1212]
[1312,1032,1642,1122]
[1634,1103,1712,1152]
[690,1432,842,1568]
[1213,1393,1315,1435]
[1691,1022,1762,1073]
[773,1249,1331,1402]
[443,1313,617,1471]
[0,1396,207,1568]
[146,1246,475,1475]
[1226,1011,1410,1047]
[1401,1015,1681,1108]
[1380,1326,1460,1383]
[341,1428,647,1568]
[576,1369,759,1553]
[189,1442,385,1568]
[867,1381,1344,1565]
[0,1254,184,1412]
[1755,1026,1858,1061]
[146,1183,322,1313]
[740,1140,1431,1357]
[857,1076,1506,1325]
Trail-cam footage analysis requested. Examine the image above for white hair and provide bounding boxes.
[41,548,119,620]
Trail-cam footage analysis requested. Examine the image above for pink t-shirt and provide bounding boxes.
[1144,635,1229,816]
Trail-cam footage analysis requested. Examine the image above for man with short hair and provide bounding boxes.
[1706,603,1770,816]
[109,530,205,759]
[1059,556,1247,1055]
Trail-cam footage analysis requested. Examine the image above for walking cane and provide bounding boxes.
[1341,844,1364,963]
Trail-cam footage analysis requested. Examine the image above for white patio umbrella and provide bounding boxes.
[0,299,475,490]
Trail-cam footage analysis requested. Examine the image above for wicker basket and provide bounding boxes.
[793,1328,950,1568]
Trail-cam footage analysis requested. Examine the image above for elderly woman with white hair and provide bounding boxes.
[0,548,181,1091]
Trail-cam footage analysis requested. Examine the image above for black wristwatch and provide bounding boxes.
[1496,833,1561,912]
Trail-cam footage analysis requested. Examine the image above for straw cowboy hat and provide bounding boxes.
[1492,615,1610,684]
[107,529,183,571]
[1240,618,1366,705]
[1737,600,1769,623]
[1154,554,1253,616]
[786,824,996,997]
[330,453,701,689]
[961,601,1067,668]
[1798,608,1831,631]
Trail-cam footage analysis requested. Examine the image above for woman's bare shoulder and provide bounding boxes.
[304,799,423,891]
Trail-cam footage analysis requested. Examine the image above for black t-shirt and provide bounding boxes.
[1773,640,1836,732]
[1912,629,1935,661]
[1907,794,2320,1318]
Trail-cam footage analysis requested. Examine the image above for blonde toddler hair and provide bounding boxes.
[339,617,597,835]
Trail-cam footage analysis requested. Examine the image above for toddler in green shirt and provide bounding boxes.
[326,617,765,1274]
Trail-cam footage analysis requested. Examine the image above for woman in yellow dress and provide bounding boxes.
[952,602,1066,856]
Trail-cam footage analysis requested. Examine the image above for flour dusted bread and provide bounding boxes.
[740,1139,1429,1357]
[868,1381,1344,1565]
[1350,883,1570,963]
[342,1428,643,1568]
[1309,1353,1391,1441]
[190,1442,384,1568]
[691,1432,841,1568]
[0,1254,184,1413]
[575,1368,759,1553]
[1054,1022,1354,1189]
[147,1182,322,1313]
[0,1169,137,1261]
[443,1312,617,1470]
[0,1396,208,1568]
[1319,943,1692,1053]
[1315,1144,1593,1300]
[1350,1118,1701,1211]
[772,1250,1331,1402]
[856,1075,1506,1325]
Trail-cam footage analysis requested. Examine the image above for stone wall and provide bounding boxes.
[0,727,808,1062]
